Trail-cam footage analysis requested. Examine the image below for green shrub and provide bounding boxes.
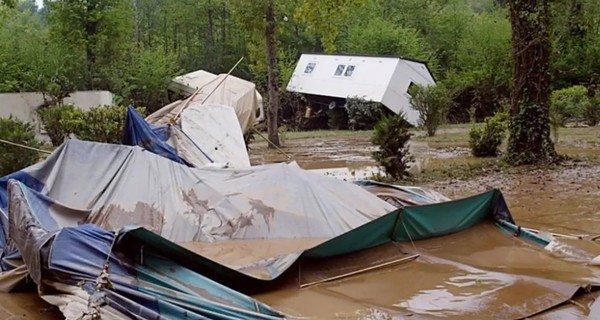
[326,107,349,130]
[586,96,600,126]
[345,97,388,130]
[371,114,413,180]
[469,112,509,157]
[409,83,453,137]
[550,85,589,127]
[0,117,42,176]
[38,105,146,145]
[37,105,86,146]
[75,105,146,144]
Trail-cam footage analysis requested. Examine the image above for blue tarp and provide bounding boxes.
[122,106,188,165]
[49,225,284,319]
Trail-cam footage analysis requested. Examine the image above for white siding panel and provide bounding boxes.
[286,54,398,102]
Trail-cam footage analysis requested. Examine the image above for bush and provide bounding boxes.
[371,114,413,180]
[586,96,600,126]
[550,85,589,127]
[409,83,454,137]
[469,112,509,157]
[345,97,388,130]
[0,117,42,176]
[38,105,146,145]
[37,105,86,146]
[326,107,349,130]
[74,106,143,144]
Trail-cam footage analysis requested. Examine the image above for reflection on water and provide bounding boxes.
[398,271,518,317]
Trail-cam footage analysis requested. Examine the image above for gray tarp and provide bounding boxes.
[0,140,395,280]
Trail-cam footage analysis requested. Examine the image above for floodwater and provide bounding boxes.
[3,133,600,319]
[253,223,600,319]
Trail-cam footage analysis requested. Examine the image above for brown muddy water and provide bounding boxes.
[3,132,600,319]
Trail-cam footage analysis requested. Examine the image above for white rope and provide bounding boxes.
[402,220,420,254]
[0,138,52,154]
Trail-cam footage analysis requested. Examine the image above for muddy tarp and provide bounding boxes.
[0,139,395,274]
[153,72,261,133]
[7,180,284,320]
[124,105,250,168]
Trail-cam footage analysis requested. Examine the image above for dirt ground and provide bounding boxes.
[2,125,600,319]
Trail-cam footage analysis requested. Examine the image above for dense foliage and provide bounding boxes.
[38,105,146,146]
[345,97,388,131]
[0,117,41,176]
[371,114,413,180]
[1,0,598,125]
[550,85,590,127]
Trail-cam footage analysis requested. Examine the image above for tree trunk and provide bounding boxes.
[265,0,280,147]
[506,0,557,165]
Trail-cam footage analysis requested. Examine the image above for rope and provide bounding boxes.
[0,138,52,154]
[402,220,420,254]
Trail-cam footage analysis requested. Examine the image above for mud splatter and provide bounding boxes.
[89,202,164,234]
[249,199,275,231]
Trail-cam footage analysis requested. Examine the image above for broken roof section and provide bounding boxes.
[148,69,264,133]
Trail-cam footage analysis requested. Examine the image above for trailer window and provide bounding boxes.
[344,65,355,77]
[304,62,316,74]
[334,64,346,76]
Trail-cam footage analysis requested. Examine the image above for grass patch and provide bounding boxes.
[410,157,505,183]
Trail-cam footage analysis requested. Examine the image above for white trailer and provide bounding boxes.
[286,53,436,126]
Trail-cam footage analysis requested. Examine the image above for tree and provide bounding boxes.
[264,0,280,146]
[506,0,557,165]
[46,0,134,90]
[295,0,366,53]
[446,9,512,122]
[409,83,454,137]
[229,0,282,147]
[345,17,435,64]
[551,0,600,92]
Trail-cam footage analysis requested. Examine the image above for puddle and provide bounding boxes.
[309,166,383,181]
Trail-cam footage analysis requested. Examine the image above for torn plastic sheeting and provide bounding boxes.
[6,175,598,319]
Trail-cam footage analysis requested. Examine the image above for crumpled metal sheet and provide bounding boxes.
[354,180,451,208]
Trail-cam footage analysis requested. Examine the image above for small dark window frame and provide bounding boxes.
[343,65,356,77]
[304,62,316,74]
[334,64,346,76]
